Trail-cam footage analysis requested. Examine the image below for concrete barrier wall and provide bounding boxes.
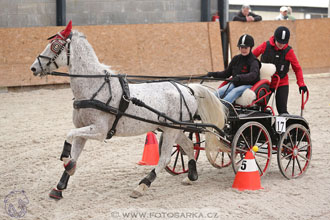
[0,22,223,87]
[228,18,330,74]
[0,0,218,28]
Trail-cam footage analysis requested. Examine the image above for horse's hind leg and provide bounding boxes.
[130,129,179,198]
[175,132,198,184]
[49,137,87,200]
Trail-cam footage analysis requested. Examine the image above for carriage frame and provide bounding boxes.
[160,78,311,180]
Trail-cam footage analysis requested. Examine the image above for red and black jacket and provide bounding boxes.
[253,36,306,88]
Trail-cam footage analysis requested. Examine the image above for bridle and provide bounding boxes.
[36,32,72,74]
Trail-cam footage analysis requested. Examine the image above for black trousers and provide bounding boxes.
[275,85,289,114]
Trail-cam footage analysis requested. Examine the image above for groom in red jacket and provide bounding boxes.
[253,26,308,115]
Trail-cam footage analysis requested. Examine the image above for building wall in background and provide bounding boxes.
[1,0,326,28]
[67,0,200,25]
[0,0,220,28]
[0,0,56,27]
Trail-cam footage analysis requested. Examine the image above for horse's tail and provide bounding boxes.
[189,84,229,152]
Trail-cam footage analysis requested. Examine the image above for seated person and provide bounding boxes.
[207,34,261,105]
[233,4,262,22]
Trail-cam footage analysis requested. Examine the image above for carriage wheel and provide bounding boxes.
[159,132,201,175]
[231,121,272,177]
[277,124,312,179]
[206,144,231,169]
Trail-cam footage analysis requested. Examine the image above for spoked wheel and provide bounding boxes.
[231,121,272,177]
[159,132,201,175]
[206,141,231,169]
[277,124,312,179]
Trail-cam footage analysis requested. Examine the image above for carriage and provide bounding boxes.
[30,21,312,199]
[162,70,311,180]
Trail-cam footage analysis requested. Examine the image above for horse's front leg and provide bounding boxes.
[62,124,107,175]
[49,124,107,200]
[49,137,86,200]
[130,129,178,198]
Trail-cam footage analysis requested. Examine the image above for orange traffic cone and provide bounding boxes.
[232,150,263,191]
[138,132,159,165]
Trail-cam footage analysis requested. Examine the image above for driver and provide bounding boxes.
[207,34,260,105]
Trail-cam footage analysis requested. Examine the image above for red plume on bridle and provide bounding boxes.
[59,20,72,40]
[47,20,73,41]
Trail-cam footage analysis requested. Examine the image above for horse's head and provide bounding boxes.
[30,21,72,76]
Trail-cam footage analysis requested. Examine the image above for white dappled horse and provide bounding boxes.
[30,21,227,199]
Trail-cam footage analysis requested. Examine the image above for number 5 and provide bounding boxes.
[240,160,247,170]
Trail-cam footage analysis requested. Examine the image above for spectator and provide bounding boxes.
[275,6,289,20]
[207,34,260,104]
[253,26,308,115]
[287,6,296,20]
[233,4,262,22]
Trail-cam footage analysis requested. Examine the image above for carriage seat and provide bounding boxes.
[235,63,275,107]
[219,63,276,108]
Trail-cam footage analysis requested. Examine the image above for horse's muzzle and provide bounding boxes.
[30,66,46,77]
[31,67,38,76]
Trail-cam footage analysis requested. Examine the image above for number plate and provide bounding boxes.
[275,117,286,133]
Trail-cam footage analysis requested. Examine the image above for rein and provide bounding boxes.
[48,71,221,82]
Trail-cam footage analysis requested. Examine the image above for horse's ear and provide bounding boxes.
[60,20,72,39]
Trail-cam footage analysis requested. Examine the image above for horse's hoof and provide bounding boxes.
[181,177,194,185]
[188,160,198,181]
[188,172,198,181]
[130,190,143,199]
[49,188,63,200]
[130,183,148,198]
[63,158,76,176]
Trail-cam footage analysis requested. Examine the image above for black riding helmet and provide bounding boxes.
[274,26,290,44]
[237,34,254,48]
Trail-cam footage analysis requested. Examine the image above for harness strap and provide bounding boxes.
[67,43,71,65]
[73,99,225,136]
[90,70,112,104]
[106,76,130,139]
[170,81,183,120]
[169,81,193,121]
[72,76,195,139]
[37,56,47,73]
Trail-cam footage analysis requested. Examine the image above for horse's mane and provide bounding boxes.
[71,30,113,74]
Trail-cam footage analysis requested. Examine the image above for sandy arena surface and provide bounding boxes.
[1,74,330,220]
